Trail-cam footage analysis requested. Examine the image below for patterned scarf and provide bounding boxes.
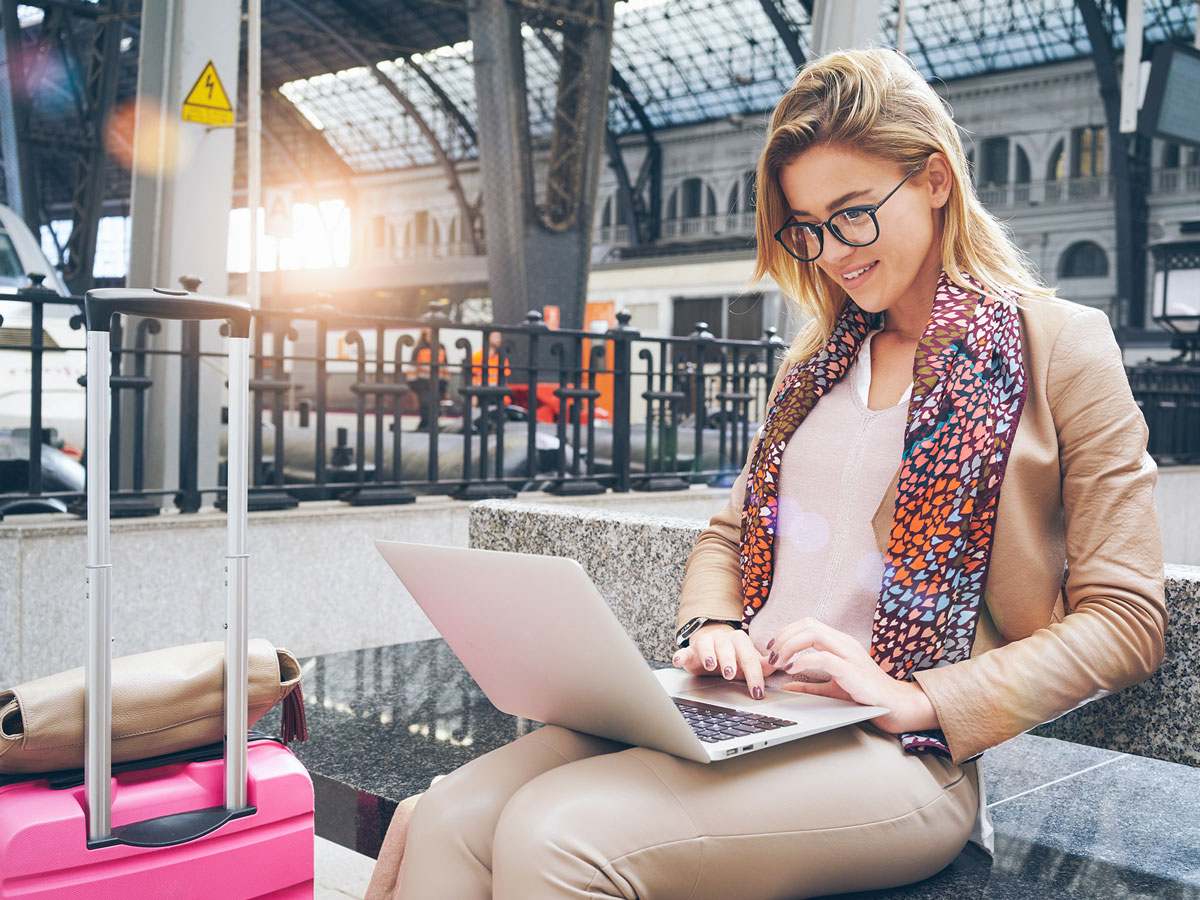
[739,270,1027,755]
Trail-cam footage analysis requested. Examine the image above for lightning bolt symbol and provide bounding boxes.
[205,74,214,100]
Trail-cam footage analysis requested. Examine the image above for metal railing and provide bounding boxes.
[5,281,1197,518]
[1151,165,1200,195]
[0,283,788,517]
[1127,363,1200,465]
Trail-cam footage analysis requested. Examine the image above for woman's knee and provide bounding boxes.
[491,753,701,898]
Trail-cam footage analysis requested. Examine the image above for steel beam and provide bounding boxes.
[1077,0,1149,330]
[606,66,659,245]
[324,0,478,146]
[276,0,481,255]
[0,0,44,231]
[61,0,126,293]
[471,0,615,328]
[757,0,806,69]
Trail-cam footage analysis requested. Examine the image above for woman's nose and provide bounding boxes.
[820,232,855,265]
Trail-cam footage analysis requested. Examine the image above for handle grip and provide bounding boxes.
[84,287,251,338]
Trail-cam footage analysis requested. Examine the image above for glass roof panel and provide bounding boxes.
[279,0,1199,173]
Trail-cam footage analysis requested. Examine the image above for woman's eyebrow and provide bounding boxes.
[791,187,872,217]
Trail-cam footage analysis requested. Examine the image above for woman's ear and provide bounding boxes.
[924,152,952,210]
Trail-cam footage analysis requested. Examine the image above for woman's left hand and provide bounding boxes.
[768,617,940,734]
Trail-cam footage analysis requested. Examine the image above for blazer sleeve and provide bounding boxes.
[676,360,794,629]
[912,307,1168,764]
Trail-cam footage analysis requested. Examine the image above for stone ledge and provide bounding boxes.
[468,500,1200,768]
[0,488,729,685]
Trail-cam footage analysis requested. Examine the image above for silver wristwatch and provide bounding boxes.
[675,616,743,648]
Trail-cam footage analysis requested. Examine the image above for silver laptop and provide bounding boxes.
[375,541,888,764]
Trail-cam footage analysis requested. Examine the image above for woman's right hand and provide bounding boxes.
[672,623,777,700]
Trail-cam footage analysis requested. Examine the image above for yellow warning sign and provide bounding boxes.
[182,60,234,126]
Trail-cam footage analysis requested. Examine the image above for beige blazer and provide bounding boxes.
[677,294,1168,765]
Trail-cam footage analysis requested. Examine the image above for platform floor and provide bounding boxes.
[316,836,375,900]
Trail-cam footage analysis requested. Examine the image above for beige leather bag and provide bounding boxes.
[0,639,303,775]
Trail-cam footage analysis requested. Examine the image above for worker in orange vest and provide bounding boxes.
[410,328,448,430]
[470,331,511,389]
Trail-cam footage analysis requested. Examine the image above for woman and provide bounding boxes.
[385,48,1165,899]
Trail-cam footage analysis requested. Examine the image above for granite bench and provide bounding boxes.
[261,500,1200,898]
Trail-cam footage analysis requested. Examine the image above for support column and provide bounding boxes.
[810,0,882,56]
[1078,0,1150,332]
[0,0,41,231]
[126,0,241,507]
[470,0,615,329]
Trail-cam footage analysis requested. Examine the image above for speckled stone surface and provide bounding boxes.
[468,500,707,663]
[262,641,1200,898]
[470,502,1200,771]
[1033,562,1200,767]
[0,537,20,681]
[256,639,528,857]
[986,751,1200,892]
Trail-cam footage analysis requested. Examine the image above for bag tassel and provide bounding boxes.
[281,682,308,744]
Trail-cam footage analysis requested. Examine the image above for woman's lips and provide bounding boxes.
[840,260,878,288]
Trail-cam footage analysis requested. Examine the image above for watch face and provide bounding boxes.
[677,617,706,646]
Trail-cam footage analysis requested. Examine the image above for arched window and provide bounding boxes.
[727,183,739,215]
[1163,142,1181,170]
[1059,241,1109,278]
[602,196,613,228]
[1047,139,1065,181]
[1014,146,1031,184]
[981,137,1009,185]
[681,178,704,218]
[1072,126,1105,177]
[666,187,678,221]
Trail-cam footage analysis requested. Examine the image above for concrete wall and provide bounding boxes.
[0,488,731,685]
[3,460,1196,687]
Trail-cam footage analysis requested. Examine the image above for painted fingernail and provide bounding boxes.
[752,686,764,700]
[767,638,775,650]
[768,652,778,665]
[723,665,734,678]
[704,657,716,670]
[673,654,682,665]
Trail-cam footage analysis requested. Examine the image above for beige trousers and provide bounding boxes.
[388,721,977,900]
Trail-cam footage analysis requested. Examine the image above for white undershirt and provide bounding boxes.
[858,327,914,407]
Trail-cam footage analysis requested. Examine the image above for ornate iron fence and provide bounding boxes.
[0,283,788,517]
[5,282,1195,519]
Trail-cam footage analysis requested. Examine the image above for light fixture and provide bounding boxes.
[1149,236,1200,362]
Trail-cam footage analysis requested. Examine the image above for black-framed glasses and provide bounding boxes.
[773,168,920,262]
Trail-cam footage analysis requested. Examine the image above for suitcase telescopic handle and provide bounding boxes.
[83,289,253,848]
[84,287,252,338]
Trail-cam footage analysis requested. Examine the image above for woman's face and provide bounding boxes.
[777,145,950,321]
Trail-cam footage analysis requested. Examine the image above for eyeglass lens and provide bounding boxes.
[779,210,879,261]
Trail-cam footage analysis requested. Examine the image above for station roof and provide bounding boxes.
[268,0,1198,173]
[3,0,1198,218]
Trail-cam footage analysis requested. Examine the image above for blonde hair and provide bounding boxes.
[750,48,1053,366]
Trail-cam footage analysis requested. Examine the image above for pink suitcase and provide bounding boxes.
[0,289,315,898]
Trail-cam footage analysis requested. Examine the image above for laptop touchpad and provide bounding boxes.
[674,683,801,707]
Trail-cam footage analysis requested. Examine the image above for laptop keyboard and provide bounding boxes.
[673,697,797,743]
